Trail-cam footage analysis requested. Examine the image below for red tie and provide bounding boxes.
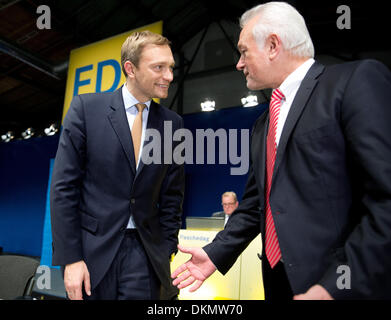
[265,88,284,268]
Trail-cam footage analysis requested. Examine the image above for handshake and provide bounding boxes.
[171,244,333,300]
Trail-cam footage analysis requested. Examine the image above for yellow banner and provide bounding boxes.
[62,21,163,122]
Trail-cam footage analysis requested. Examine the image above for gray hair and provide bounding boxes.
[222,191,238,202]
[240,2,314,58]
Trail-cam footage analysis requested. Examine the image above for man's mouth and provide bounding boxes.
[156,84,169,89]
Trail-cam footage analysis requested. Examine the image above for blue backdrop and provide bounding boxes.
[0,103,267,259]
[0,135,59,258]
[182,104,267,219]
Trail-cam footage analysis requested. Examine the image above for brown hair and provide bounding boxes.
[121,30,171,77]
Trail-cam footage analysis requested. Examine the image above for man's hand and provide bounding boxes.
[171,245,217,292]
[293,284,334,300]
[64,260,91,300]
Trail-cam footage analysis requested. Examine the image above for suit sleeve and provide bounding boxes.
[50,95,86,266]
[158,117,185,258]
[203,120,263,275]
[319,60,391,299]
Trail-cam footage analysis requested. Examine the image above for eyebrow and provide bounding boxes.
[151,61,175,67]
[237,44,245,51]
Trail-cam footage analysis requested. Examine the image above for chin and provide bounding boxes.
[246,81,256,90]
[156,91,169,99]
[247,82,263,91]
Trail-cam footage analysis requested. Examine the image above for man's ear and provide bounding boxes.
[266,33,281,61]
[124,61,136,78]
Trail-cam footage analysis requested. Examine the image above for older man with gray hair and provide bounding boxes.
[172,2,391,300]
[213,191,239,226]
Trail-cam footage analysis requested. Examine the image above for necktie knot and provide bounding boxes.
[271,88,284,104]
[136,103,146,113]
[268,89,284,137]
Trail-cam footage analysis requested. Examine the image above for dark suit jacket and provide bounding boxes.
[204,60,391,299]
[50,86,185,299]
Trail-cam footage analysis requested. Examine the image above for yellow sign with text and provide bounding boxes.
[62,21,163,122]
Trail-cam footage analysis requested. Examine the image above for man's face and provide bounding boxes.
[130,44,175,101]
[222,195,239,215]
[236,16,271,90]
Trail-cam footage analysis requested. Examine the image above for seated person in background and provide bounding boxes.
[212,191,239,226]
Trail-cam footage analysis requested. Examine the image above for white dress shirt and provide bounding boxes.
[122,84,151,229]
[275,58,315,146]
[224,214,230,227]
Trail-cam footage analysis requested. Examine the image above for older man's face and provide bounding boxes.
[222,195,239,215]
[236,15,272,90]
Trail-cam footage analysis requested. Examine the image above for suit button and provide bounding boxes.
[131,198,135,204]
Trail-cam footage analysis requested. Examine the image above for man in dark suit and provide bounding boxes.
[172,2,391,300]
[51,31,184,300]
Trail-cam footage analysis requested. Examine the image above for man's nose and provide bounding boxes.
[164,68,174,82]
[236,57,245,71]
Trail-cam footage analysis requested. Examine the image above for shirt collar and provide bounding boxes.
[279,58,315,99]
[122,84,151,111]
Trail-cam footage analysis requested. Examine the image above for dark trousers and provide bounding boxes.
[83,229,161,300]
[262,259,293,301]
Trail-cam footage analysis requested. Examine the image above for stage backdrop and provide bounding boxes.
[0,19,269,259]
[0,103,267,258]
[182,104,267,223]
[0,135,59,257]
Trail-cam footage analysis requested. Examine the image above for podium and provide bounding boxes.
[171,217,264,300]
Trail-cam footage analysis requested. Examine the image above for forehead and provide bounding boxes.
[222,195,234,201]
[237,15,259,48]
[139,44,174,63]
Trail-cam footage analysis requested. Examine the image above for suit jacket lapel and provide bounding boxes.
[273,62,325,182]
[107,86,137,174]
[134,100,163,181]
[252,110,269,201]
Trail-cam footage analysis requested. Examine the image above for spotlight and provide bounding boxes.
[201,99,215,112]
[21,127,35,139]
[44,123,59,136]
[241,93,258,107]
[1,131,15,143]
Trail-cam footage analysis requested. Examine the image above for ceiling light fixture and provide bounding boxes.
[241,93,258,107]
[1,131,15,143]
[44,123,59,136]
[201,99,215,112]
[21,127,35,139]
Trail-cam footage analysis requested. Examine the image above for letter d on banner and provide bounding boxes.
[96,59,121,93]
